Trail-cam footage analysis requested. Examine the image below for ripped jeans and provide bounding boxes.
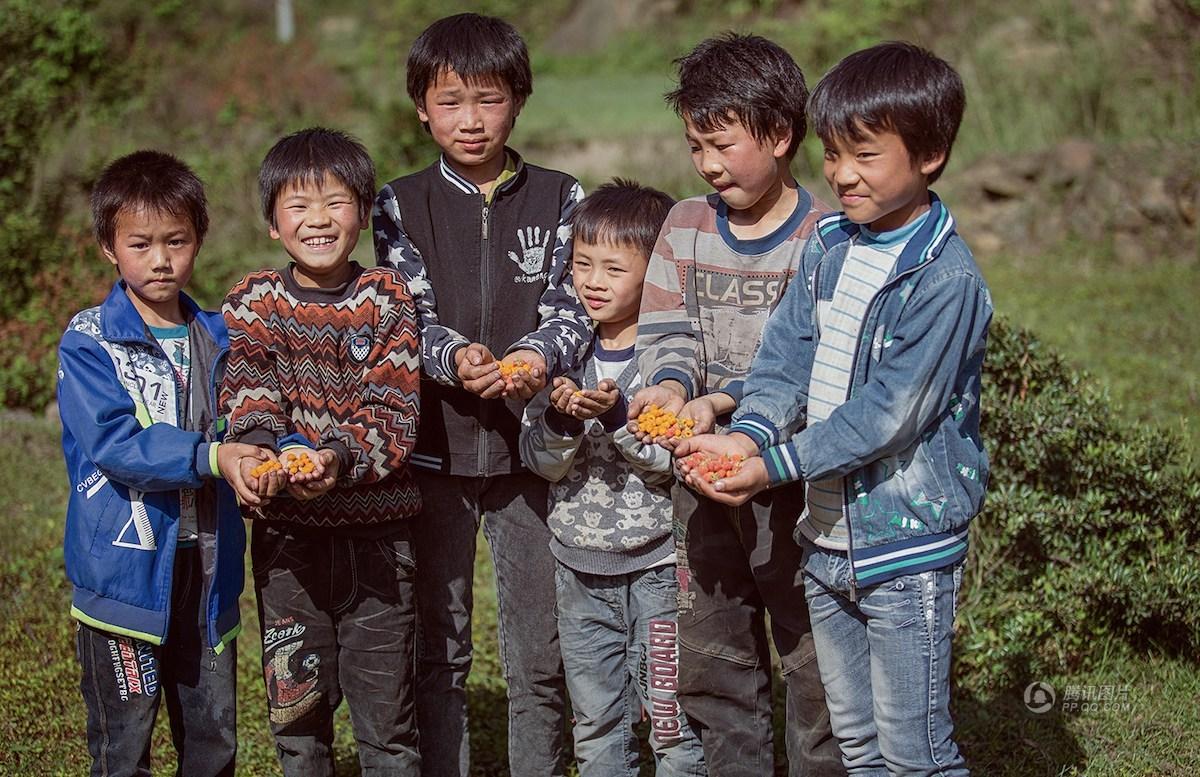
[801,541,967,777]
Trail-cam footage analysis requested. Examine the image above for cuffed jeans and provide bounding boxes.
[412,471,567,777]
[556,562,707,777]
[76,546,237,777]
[252,521,419,777]
[674,482,844,777]
[801,541,967,776]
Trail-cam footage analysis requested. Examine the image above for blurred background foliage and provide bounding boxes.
[1,1,1198,773]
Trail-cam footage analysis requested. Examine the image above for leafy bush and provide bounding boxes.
[956,317,1200,691]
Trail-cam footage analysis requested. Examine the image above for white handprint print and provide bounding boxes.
[508,226,550,275]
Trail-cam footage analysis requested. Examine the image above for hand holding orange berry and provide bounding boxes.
[674,433,769,506]
[237,450,285,501]
[499,350,547,400]
[634,404,696,445]
[283,448,341,501]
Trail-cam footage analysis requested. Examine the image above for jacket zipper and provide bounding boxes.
[204,345,228,649]
[478,199,491,477]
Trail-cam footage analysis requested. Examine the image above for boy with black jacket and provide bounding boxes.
[373,13,590,777]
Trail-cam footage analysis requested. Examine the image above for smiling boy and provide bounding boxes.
[630,33,843,777]
[221,127,423,776]
[373,14,591,777]
[519,181,706,776]
[678,43,991,775]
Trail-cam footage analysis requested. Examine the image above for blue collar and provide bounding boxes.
[99,281,227,348]
[714,185,813,255]
[815,192,956,274]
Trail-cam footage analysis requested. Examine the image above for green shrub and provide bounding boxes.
[957,317,1200,691]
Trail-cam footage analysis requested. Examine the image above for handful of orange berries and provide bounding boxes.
[250,459,282,478]
[498,359,530,378]
[284,451,316,475]
[682,452,747,483]
[635,405,695,440]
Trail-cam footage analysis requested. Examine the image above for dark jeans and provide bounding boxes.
[76,546,237,777]
[674,482,844,777]
[412,470,567,777]
[252,521,419,777]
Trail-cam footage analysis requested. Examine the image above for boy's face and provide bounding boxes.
[419,69,522,178]
[822,125,945,233]
[269,174,366,288]
[684,115,791,214]
[571,238,647,329]
[103,206,199,326]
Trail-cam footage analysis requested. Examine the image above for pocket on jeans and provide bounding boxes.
[375,539,417,576]
[638,563,679,602]
[250,524,290,579]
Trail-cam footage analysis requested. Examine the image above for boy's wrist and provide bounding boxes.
[728,412,782,451]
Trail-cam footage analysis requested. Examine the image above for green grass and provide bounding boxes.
[3,410,1198,775]
[980,250,1200,454]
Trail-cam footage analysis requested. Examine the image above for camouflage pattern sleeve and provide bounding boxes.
[372,183,469,385]
[508,180,593,377]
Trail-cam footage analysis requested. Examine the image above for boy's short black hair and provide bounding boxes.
[808,41,965,183]
[91,151,209,251]
[666,33,809,158]
[570,178,675,259]
[258,127,375,225]
[406,14,532,106]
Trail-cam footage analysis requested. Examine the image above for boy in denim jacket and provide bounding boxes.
[678,43,991,775]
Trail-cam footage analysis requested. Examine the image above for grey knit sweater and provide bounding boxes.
[519,343,674,575]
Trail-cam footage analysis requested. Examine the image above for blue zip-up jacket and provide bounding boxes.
[57,282,244,651]
[729,195,992,589]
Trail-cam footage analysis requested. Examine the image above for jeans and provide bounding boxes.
[674,481,844,777]
[412,471,567,777]
[555,562,707,777]
[801,541,967,776]
[252,521,419,777]
[76,546,237,777]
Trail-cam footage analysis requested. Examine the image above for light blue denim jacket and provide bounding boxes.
[729,195,992,589]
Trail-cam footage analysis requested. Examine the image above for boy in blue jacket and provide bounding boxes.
[58,151,271,777]
[677,43,991,775]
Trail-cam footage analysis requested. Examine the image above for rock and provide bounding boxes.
[1137,177,1175,224]
[977,159,1029,200]
[1045,140,1097,189]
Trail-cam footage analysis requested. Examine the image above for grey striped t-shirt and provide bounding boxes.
[797,213,928,549]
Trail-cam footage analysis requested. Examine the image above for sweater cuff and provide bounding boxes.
[598,393,629,433]
[720,381,745,404]
[728,412,782,451]
[321,440,356,482]
[649,369,694,401]
[545,407,585,437]
[762,442,804,486]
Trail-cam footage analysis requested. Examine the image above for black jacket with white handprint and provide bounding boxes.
[373,148,593,476]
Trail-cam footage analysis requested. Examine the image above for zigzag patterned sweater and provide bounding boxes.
[221,262,421,527]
